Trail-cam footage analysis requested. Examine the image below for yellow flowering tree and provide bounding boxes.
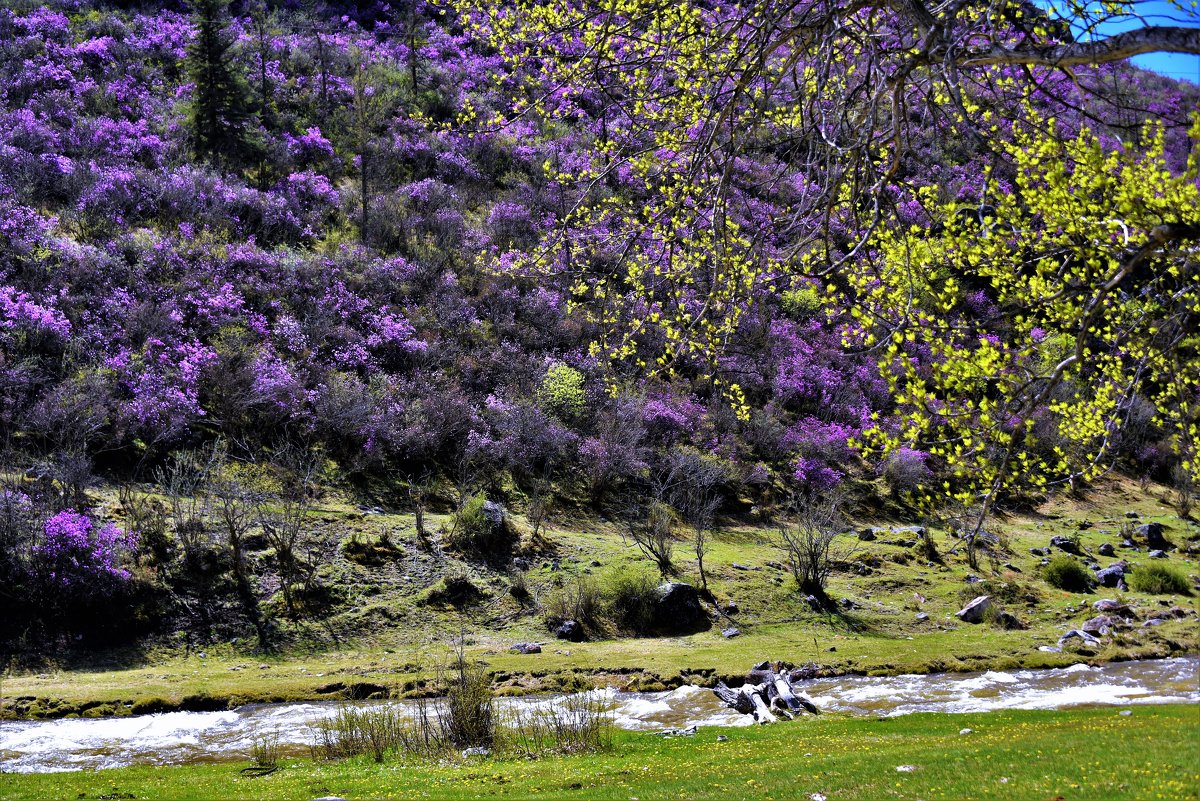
[852,113,1200,526]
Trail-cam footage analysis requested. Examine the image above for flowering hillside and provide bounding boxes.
[0,0,1197,646]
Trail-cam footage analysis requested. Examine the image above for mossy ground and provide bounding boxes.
[2,477,1197,718]
[3,705,1197,801]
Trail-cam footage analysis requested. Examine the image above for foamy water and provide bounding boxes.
[1,656,1195,773]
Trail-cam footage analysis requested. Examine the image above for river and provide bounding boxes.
[1,656,1196,773]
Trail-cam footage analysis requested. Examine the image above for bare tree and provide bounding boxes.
[624,499,678,579]
[666,448,725,595]
[404,469,435,552]
[777,490,853,601]
[257,444,322,617]
[208,459,272,650]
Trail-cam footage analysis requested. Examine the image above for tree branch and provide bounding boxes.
[959,25,1200,67]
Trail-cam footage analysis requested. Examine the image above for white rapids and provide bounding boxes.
[1,656,1196,773]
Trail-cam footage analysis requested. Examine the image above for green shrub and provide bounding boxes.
[780,284,824,318]
[544,574,605,631]
[602,566,659,634]
[539,363,586,418]
[1127,562,1191,595]
[342,530,405,565]
[1042,556,1094,593]
[448,494,517,557]
[424,570,486,607]
[443,657,495,748]
[958,579,1041,606]
[312,704,408,762]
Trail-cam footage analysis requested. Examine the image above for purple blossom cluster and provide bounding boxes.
[35,510,135,588]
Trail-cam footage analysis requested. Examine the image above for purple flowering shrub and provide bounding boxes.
[35,510,136,589]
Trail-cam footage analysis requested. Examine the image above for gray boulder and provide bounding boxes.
[651,582,710,634]
[1082,615,1121,636]
[721,627,742,639]
[1098,543,1115,557]
[994,611,1026,630]
[956,595,992,624]
[1136,523,1169,550]
[1149,549,1168,559]
[1095,562,1129,588]
[1058,629,1101,648]
[1050,535,1082,555]
[555,619,585,642]
[510,642,542,654]
[1093,599,1135,618]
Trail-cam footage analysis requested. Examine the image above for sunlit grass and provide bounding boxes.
[4,705,1197,801]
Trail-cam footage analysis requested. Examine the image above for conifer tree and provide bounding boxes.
[186,0,255,167]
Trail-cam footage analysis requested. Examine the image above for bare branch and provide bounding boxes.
[960,25,1200,67]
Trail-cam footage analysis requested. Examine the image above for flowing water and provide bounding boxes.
[1,656,1196,773]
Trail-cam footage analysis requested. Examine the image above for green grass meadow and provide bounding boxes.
[3,705,1197,801]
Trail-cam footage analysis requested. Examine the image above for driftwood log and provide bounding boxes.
[712,662,819,723]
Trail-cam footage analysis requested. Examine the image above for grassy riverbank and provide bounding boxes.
[4,705,1198,801]
[3,479,1198,719]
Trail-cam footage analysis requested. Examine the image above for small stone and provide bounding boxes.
[1125,511,1139,519]
[1120,710,1132,716]
[510,642,542,654]
[198,652,206,659]
[722,627,742,639]
[731,562,753,571]
[1149,549,1168,559]
[827,646,837,652]
[461,746,491,758]
[895,765,918,772]
[959,728,973,735]
[915,612,930,622]
[716,735,729,742]
[1038,645,1062,653]
[259,663,270,670]
[1004,563,1021,573]
[1098,543,1116,557]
